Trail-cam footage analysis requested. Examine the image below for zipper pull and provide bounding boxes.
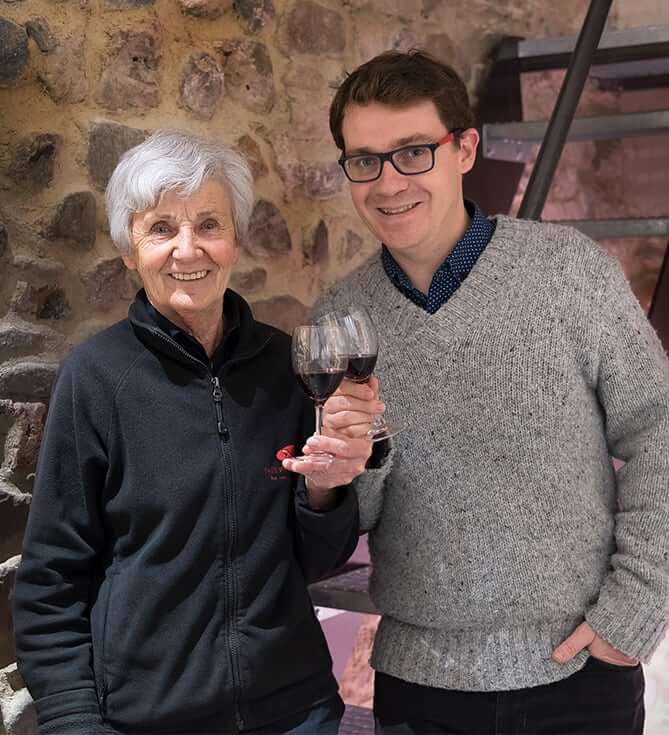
[211,377,230,440]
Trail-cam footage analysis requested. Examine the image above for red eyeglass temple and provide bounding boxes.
[438,130,459,146]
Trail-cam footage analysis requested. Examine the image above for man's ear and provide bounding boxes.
[457,128,480,175]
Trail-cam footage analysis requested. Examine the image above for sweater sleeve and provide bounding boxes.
[13,357,111,733]
[352,440,395,532]
[584,258,669,661]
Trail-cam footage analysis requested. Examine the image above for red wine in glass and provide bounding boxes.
[291,325,348,465]
[346,353,378,383]
[297,366,346,403]
[318,307,401,441]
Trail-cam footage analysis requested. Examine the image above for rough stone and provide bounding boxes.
[179,52,224,120]
[36,287,70,320]
[1,402,46,493]
[252,127,301,199]
[252,295,307,334]
[270,140,345,201]
[81,256,138,309]
[217,39,275,114]
[283,66,330,141]
[97,29,160,112]
[0,556,20,669]
[25,16,57,52]
[12,255,65,277]
[355,22,418,63]
[244,200,291,258]
[45,191,96,249]
[343,230,363,260]
[230,267,267,292]
[178,0,232,18]
[424,33,462,69]
[233,0,275,33]
[0,360,59,402]
[36,36,88,104]
[8,133,61,191]
[0,662,38,735]
[0,316,67,359]
[105,0,155,6]
[303,219,328,266]
[87,121,147,192]
[10,281,72,321]
[303,162,344,200]
[235,135,267,180]
[0,18,29,87]
[350,0,423,17]
[285,1,345,55]
[0,478,31,561]
[0,224,6,259]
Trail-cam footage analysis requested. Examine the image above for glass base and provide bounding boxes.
[370,422,402,443]
[292,451,335,468]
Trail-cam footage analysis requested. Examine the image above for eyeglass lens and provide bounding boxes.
[345,144,435,182]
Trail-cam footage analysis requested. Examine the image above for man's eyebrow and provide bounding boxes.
[346,133,435,156]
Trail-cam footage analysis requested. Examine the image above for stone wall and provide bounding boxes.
[1,0,668,731]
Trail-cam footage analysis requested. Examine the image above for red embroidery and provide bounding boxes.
[275,444,296,461]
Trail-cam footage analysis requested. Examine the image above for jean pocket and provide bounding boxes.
[587,654,640,672]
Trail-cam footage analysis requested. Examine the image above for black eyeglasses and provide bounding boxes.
[338,129,463,183]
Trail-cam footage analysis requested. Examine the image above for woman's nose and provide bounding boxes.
[172,227,200,259]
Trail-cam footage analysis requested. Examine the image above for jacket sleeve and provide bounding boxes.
[584,258,669,661]
[13,357,112,734]
[293,478,359,583]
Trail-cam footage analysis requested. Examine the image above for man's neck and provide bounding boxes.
[388,203,471,295]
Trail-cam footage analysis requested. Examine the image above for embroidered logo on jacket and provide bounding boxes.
[275,445,296,461]
[264,445,295,481]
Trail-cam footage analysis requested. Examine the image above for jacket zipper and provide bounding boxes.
[212,374,243,731]
[149,330,244,729]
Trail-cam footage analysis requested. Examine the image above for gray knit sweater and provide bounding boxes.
[317,215,669,692]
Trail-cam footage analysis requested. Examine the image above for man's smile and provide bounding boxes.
[377,203,421,216]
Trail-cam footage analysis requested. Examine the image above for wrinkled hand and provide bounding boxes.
[282,378,382,509]
[322,376,385,438]
[552,621,638,667]
[282,431,374,509]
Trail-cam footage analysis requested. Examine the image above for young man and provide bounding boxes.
[319,50,669,734]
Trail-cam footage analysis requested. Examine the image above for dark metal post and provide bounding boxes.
[517,0,612,220]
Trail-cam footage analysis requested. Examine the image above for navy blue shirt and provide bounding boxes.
[381,200,496,314]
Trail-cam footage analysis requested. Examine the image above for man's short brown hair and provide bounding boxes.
[329,49,475,152]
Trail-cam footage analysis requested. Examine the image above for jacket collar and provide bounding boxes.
[128,288,275,372]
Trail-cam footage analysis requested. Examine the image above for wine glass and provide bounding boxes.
[292,324,348,465]
[318,307,401,442]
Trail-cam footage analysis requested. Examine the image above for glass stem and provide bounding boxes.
[314,402,323,437]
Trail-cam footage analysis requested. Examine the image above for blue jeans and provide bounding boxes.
[246,695,344,734]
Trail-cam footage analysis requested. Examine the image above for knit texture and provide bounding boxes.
[317,215,669,692]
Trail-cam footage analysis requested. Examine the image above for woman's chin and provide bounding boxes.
[169,292,222,319]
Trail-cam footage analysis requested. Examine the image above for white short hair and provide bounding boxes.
[105,129,255,255]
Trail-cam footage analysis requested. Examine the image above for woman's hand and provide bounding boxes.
[282,377,384,508]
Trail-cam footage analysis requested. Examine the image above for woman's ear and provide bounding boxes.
[122,254,138,271]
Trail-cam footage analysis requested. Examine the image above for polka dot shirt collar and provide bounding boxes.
[381,199,496,314]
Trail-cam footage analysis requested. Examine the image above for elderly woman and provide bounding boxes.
[13,131,381,735]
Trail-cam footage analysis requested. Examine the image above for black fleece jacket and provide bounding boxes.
[13,289,359,734]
